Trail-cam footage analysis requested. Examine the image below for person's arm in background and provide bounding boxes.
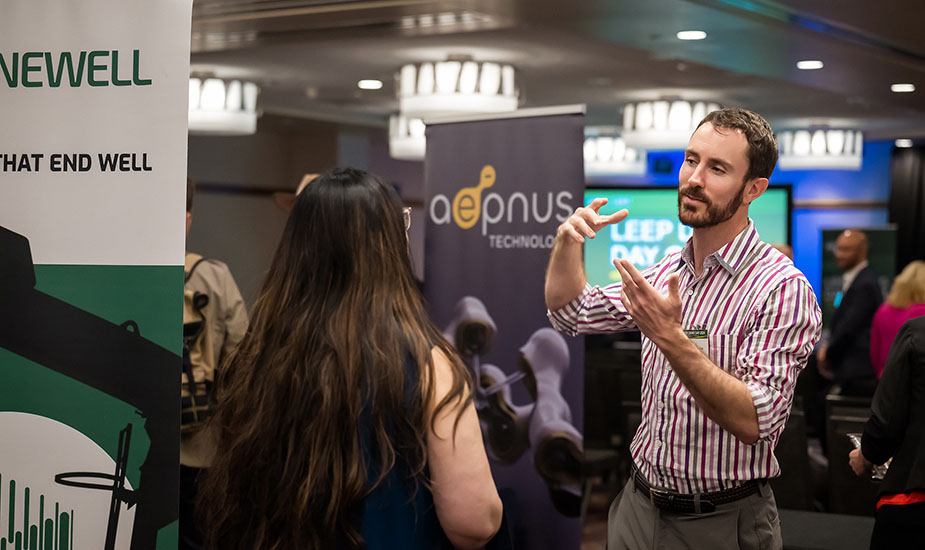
[850,320,916,474]
[427,347,502,549]
[220,267,248,359]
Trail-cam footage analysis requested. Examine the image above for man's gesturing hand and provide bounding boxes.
[557,198,628,244]
[613,258,683,346]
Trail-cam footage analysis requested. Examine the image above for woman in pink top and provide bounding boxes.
[870,260,925,378]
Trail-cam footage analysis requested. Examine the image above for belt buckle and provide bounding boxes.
[649,487,671,506]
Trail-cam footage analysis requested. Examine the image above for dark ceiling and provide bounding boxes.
[189,0,925,139]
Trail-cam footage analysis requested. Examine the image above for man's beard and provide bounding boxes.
[677,182,745,228]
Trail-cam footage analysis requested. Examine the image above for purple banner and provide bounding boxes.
[424,110,585,550]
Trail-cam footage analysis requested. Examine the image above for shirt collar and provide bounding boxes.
[842,260,869,292]
[679,219,761,276]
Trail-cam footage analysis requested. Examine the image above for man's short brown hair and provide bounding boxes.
[696,108,778,182]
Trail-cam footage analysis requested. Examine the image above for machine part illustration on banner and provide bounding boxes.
[443,295,583,517]
[55,424,135,550]
[0,225,178,550]
[519,328,583,516]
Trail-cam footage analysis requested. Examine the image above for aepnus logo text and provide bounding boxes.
[429,164,574,237]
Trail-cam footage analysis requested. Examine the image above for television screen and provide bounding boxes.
[583,186,791,288]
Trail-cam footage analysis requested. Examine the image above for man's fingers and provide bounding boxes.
[613,259,637,294]
[561,224,585,244]
[598,208,629,227]
[587,197,609,214]
[619,259,651,290]
[614,259,634,307]
[667,273,680,301]
[570,216,597,239]
[620,289,633,312]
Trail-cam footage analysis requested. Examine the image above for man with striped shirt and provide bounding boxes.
[546,108,821,549]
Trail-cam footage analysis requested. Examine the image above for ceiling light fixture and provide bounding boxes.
[389,114,427,161]
[891,83,915,93]
[777,128,863,170]
[397,60,518,118]
[621,100,721,149]
[584,133,646,176]
[895,139,914,148]
[358,79,383,90]
[188,77,259,136]
[676,30,707,40]
[796,60,824,70]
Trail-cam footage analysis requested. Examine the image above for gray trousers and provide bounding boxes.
[607,478,782,550]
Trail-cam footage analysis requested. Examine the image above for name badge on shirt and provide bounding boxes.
[684,329,709,354]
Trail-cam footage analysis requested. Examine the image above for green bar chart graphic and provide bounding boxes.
[0,475,74,550]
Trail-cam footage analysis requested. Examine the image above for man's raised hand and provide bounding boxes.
[557,198,628,244]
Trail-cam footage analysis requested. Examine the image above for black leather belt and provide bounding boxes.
[633,469,762,514]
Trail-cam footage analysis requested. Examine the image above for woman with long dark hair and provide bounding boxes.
[200,168,502,550]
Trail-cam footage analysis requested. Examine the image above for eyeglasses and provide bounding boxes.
[402,207,412,230]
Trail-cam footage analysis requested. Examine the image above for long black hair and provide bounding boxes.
[200,168,472,550]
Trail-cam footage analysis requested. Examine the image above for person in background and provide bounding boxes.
[818,229,883,396]
[273,172,319,212]
[849,316,925,549]
[199,168,502,550]
[870,260,925,378]
[181,179,249,550]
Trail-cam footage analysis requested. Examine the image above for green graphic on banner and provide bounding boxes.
[33,265,181,354]
[1,477,74,550]
[0,262,181,550]
[1,265,181,487]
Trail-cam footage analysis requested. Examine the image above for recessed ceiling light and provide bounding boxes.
[358,79,383,90]
[895,139,914,148]
[891,83,916,93]
[797,60,824,70]
[676,30,707,40]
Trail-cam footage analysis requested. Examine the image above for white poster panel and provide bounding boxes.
[1,0,191,266]
[0,2,191,550]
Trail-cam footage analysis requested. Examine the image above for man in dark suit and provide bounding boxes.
[819,229,882,396]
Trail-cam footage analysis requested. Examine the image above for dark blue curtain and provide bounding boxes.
[889,148,925,271]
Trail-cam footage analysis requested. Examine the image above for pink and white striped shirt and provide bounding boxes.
[549,220,821,493]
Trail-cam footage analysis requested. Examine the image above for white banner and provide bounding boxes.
[0,0,191,266]
[0,2,191,550]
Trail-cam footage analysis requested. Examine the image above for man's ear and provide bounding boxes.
[744,177,769,205]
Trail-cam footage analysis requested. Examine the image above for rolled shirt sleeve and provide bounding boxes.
[547,282,638,336]
[737,277,822,442]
